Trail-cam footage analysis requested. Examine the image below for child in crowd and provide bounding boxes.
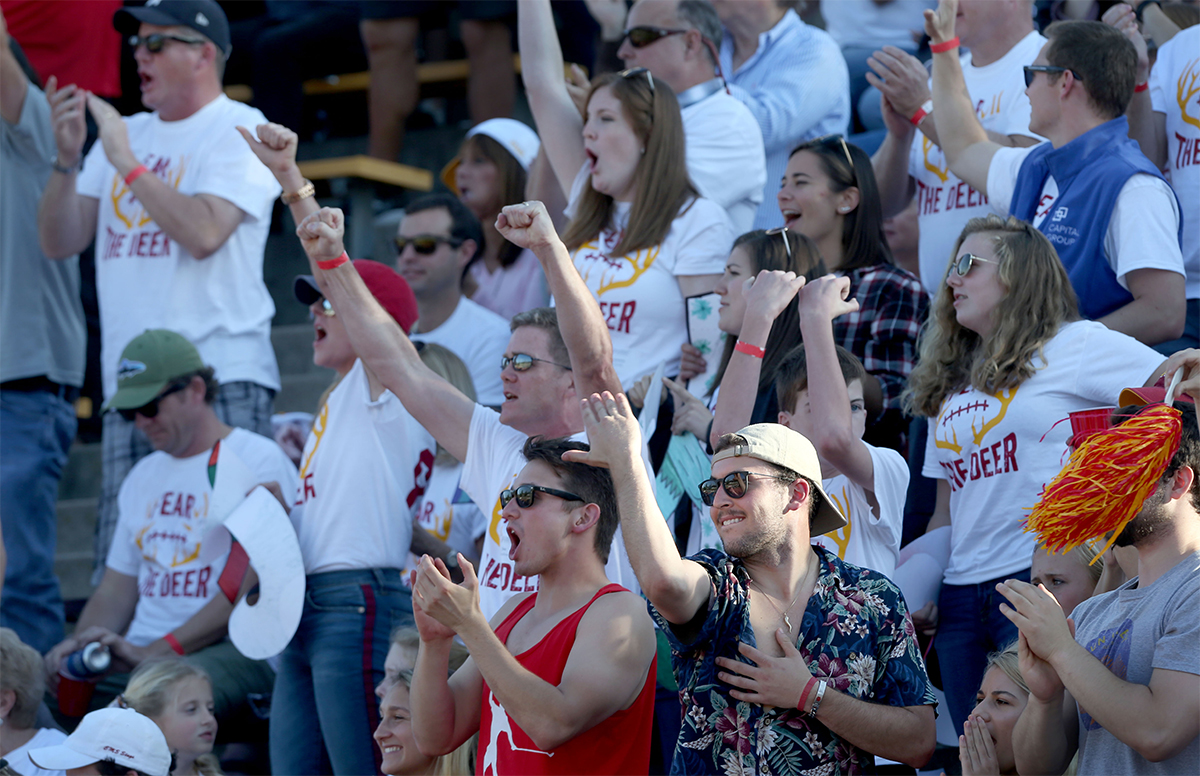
[0,627,67,776]
[121,659,220,776]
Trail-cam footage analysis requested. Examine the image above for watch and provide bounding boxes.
[51,155,80,175]
[281,179,315,205]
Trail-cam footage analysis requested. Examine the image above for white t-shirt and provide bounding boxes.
[908,31,1046,293]
[1151,26,1200,300]
[75,95,282,401]
[460,405,644,621]
[565,164,732,388]
[107,428,298,646]
[922,321,1163,585]
[411,297,509,406]
[6,727,67,776]
[404,459,487,581]
[680,84,767,235]
[813,443,908,578]
[986,145,1185,289]
[290,359,436,574]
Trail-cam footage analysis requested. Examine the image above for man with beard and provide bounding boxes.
[1000,394,1200,775]
[572,403,936,775]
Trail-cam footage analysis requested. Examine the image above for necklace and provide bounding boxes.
[748,562,815,634]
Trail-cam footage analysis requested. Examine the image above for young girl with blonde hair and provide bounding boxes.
[121,659,220,776]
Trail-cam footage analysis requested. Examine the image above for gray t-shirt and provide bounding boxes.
[0,83,85,386]
[1071,551,1200,774]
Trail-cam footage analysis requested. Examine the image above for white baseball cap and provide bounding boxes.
[29,708,172,776]
[440,119,541,192]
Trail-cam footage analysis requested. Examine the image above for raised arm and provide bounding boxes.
[1104,3,1167,168]
[925,0,1001,195]
[37,75,98,259]
[294,207,477,461]
[238,122,322,250]
[84,95,243,260]
[797,275,875,489]
[518,0,587,196]
[495,202,621,397]
[565,392,711,624]
[869,96,918,218]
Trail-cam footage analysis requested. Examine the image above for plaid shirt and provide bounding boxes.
[833,264,928,411]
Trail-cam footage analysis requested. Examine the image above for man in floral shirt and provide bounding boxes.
[573,402,936,775]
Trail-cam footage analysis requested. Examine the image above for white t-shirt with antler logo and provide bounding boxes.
[76,94,282,401]
[922,321,1162,585]
[564,165,731,388]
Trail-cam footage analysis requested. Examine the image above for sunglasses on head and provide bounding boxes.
[623,26,687,48]
[698,471,796,507]
[500,353,572,372]
[809,134,857,184]
[128,33,206,54]
[1023,65,1082,88]
[117,380,190,422]
[764,226,792,259]
[393,235,464,256]
[618,66,655,94]
[952,252,998,276]
[499,484,584,509]
[308,298,335,320]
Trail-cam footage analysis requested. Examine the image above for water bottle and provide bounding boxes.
[58,642,111,716]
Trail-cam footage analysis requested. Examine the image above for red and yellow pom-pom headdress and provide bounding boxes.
[1025,382,1193,558]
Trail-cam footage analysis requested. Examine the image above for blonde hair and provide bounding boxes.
[0,627,44,728]
[903,215,1080,417]
[561,72,697,258]
[416,343,476,465]
[123,659,222,776]
[986,642,1029,696]
[1036,541,1105,585]
[393,669,476,776]
[387,627,470,674]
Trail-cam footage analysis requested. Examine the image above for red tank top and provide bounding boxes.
[477,583,655,776]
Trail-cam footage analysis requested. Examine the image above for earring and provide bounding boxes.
[640,147,646,155]
[838,206,849,213]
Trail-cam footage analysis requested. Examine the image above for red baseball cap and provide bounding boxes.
[294,260,418,334]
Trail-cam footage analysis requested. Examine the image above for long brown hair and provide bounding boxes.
[903,215,1080,418]
[709,229,826,397]
[459,133,528,269]
[561,71,697,258]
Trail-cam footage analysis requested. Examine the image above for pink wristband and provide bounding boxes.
[797,677,818,712]
[124,165,149,186]
[317,252,350,271]
[164,633,185,656]
[930,37,960,54]
[734,340,766,359]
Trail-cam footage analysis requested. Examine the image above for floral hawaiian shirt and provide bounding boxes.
[652,546,936,776]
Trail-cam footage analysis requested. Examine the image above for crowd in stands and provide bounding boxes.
[1,0,1199,775]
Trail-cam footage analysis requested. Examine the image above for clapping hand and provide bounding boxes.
[87,93,138,176]
[46,76,87,168]
[412,554,482,638]
[565,392,644,470]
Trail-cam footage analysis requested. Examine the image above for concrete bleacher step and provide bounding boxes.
[56,497,98,601]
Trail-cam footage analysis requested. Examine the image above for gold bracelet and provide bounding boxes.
[281,179,315,205]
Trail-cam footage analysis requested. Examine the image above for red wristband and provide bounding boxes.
[909,107,929,126]
[798,677,818,712]
[124,165,149,186]
[734,340,765,359]
[930,37,960,54]
[1134,81,1149,93]
[164,633,185,656]
[317,251,350,271]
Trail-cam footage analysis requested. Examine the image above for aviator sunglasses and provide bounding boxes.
[623,26,688,48]
[128,33,206,53]
[698,471,796,507]
[393,235,464,255]
[500,353,572,372]
[499,484,584,509]
[117,380,190,422]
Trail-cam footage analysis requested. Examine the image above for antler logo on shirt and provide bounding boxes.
[110,157,187,229]
[1178,59,1200,131]
[575,242,661,296]
[934,387,1019,454]
[921,136,949,183]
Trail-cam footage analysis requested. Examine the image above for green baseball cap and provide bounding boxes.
[104,330,207,411]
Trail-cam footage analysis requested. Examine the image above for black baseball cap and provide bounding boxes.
[114,0,231,58]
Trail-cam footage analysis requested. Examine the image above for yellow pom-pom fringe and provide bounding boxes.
[1025,404,1182,557]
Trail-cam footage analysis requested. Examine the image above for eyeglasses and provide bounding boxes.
[128,33,206,54]
[623,26,688,48]
[500,353,572,372]
[765,226,791,259]
[393,235,464,255]
[117,380,190,422]
[307,298,335,320]
[1023,65,1082,88]
[952,252,999,276]
[698,471,796,507]
[499,484,584,509]
[618,66,655,94]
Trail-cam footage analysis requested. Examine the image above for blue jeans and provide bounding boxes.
[269,568,414,776]
[936,568,1030,735]
[0,389,77,655]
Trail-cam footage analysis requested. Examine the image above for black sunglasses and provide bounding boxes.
[1023,65,1082,88]
[499,484,584,509]
[128,33,206,54]
[117,380,190,422]
[500,353,572,372]
[952,252,998,277]
[698,471,796,507]
[393,235,464,255]
[623,26,687,48]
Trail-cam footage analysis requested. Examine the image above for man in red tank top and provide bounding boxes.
[408,435,658,775]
